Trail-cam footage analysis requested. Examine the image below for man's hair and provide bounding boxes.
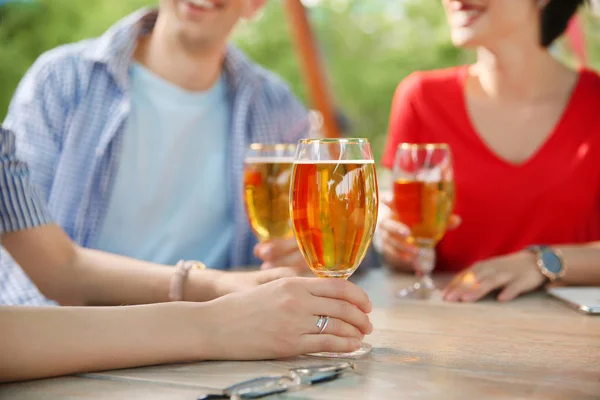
[540,0,587,47]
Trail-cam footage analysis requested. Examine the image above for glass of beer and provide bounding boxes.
[290,138,378,358]
[392,143,454,299]
[244,144,296,242]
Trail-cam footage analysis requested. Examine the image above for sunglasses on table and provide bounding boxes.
[198,362,355,400]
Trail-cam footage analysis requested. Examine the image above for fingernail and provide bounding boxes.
[351,340,361,350]
[445,292,459,302]
[395,227,410,236]
[462,294,476,302]
[261,262,275,270]
[260,245,272,258]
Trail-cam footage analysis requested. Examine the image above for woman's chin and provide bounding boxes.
[450,33,481,49]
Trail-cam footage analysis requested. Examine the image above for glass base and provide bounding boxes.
[307,341,372,359]
[397,276,437,300]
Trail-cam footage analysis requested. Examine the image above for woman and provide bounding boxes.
[0,126,373,382]
[378,0,600,302]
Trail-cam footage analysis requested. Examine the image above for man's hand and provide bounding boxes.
[254,237,309,273]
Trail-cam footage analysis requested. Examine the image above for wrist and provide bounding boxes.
[170,302,215,361]
[519,249,545,278]
[183,268,224,302]
[186,298,231,360]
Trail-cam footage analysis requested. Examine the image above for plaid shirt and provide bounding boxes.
[0,127,55,306]
[0,126,53,234]
[0,9,309,305]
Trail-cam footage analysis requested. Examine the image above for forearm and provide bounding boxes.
[554,244,600,285]
[2,226,220,306]
[71,248,220,306]
[0,302,211,383]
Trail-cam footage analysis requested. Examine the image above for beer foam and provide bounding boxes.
[293,159,375,164]
[245,157,295,164]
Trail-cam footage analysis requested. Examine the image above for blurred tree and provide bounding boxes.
[0,0,152,119]
[0,0,598,160]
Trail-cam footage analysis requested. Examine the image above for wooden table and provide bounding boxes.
[2,268,599,400]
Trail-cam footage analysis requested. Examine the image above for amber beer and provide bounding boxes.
[393,179,455,247]
[290,160,378,279]
[244,158,294,241]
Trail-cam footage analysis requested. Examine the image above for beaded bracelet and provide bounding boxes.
[169,260,206,302]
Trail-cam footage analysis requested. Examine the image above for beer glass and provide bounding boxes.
[244,144,296,242]
[392,143,454,299]
[290,138,378,358]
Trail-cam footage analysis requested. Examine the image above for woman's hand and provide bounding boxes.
[377,194,461,272]
[254,237,309,273]
[212,267,298,297]
[442,251,547,302]
[201,277,373,360]
[189,267,298,301]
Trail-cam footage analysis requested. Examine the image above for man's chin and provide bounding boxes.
[176,29,230,52]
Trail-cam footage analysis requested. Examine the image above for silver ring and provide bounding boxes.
[316,316,330,334]
[316,316,325,329]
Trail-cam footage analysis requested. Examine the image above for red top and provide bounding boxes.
[382,66,600,272]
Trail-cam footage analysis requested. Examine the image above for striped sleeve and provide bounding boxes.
[0,126,53,234]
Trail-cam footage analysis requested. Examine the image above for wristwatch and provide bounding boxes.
[527,245,566,282]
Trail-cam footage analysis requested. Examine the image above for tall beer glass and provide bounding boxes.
[392,143,454,299]
[244,144,296,242]
[290,138,378,358]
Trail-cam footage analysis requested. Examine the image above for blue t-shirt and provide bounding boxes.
[95,63,234,269]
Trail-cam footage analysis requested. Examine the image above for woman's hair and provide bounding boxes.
[540,0,587,47]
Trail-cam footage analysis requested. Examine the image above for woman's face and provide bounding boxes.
[441,0,542,48]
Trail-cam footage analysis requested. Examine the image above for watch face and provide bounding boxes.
[541,251,563,274]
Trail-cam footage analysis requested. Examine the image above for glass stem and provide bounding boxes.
[415,247,436,290]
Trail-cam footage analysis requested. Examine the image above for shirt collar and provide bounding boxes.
[82,8,155,91]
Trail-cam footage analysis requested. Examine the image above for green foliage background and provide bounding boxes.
[1,0,599,158]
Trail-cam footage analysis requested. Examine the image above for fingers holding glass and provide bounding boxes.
[310,315,365,340]
[255,237,308,272]
[309,297,373,336]
[379,218,419,267]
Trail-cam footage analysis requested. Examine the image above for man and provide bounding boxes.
[2,0,309,305]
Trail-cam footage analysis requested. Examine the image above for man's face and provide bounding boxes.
[159,0,264,50]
